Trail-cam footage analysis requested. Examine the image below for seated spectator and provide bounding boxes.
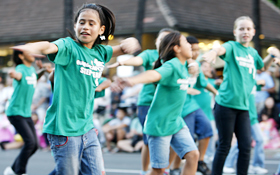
[259,97,280,130]
[102,107,131,152]
[255,69,275,114]
[117,117,143,153]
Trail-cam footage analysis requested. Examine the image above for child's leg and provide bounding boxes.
[212,103,237,175]
[224,142,239,168]
[138,106,150,173]
[47,134,80,175]
[171,126,199,175]
[147,134,171,175]
[8,116,38,174]
[80,129,103,175]
[251,123,265,168]
[194,108,213,162]
[117,139,134,152]
[235,110,251,175]
[181,150,199,175]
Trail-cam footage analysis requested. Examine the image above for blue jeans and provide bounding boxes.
[212,103,251,175]
[147,126,197,169]
[137,106,150,145]
[47,129,103,175]
[224,123,265,168]
[183,108,213,140]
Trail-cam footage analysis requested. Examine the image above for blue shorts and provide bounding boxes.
[183,108,213,140]
[147,126,198,169]
[137,106,150,145]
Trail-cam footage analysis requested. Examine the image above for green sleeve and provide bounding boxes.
[138,50,150,67]
[219,41,233,62]
[47,37,73,66]
[155,62,173,85]
[97,45,113,63]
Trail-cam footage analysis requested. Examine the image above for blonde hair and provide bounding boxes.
[233,16,255,30]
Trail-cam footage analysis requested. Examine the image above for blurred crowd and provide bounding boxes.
[1,60,280,152]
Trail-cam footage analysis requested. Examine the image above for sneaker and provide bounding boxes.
[248,165,268,174]
[3,167,16,175]
[197,161,211,175]
[170,168,181,175]
[223,166,235,174]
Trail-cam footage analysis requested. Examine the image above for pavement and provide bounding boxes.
[0,148,279,175]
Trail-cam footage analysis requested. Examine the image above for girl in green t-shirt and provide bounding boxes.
[12,3,141,174]
[119,31,199,175]
[107,28,175,175]
[4,50,47,175]
[203,16,280,175]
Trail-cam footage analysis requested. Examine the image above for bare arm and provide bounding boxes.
[12,41,58,56]
[205,83,218,95]
[107,56,143,68]
[203,46,226,64]
[111,37,141,57]
[123,70,161,87]
[9,70,22,81]
[95,79,112,92]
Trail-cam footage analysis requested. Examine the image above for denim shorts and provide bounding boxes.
[137,106,150,145]
[183,108,213,140]
[47,129,103,175]
[147,126,198,169]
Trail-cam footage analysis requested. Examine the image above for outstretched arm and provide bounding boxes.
[122,70,161,87]
[11,42,58,56]
[9,70,22,81]
[111,37,141,57]
[202,46,226,64]
[95,79,112,92]
[107,56,143,68]
[263,47,280,70]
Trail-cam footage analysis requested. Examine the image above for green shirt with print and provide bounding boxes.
[193,78,217,121]
[215,41,264,110]
[137,49,159,106]
[181,62,208,117]
[143,58,189,136]
[6,64,37,117]
[43,37,113,136]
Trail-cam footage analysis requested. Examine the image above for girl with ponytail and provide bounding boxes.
[119,31,199,175]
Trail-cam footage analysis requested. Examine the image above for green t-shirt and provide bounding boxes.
[6,64,37,117]
[215,41,264,110]
[181,62,208,117]
[94,77,107,98]
[249,86,258,125]
[43,37,113,136]
[143,58,189,136]
[193,78,217,121]
[137,49,159,106]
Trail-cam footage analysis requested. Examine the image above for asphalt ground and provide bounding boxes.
[0,148,279,175]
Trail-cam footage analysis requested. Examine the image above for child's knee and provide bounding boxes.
[184,150,199,161]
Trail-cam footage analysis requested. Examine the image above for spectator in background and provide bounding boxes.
[32,75,51,122]
[259,97,280,130]
[102,107,131,152]
[117,117,143,153]
[255,69,275,114]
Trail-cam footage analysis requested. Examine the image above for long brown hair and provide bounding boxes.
[154,31,181,70]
